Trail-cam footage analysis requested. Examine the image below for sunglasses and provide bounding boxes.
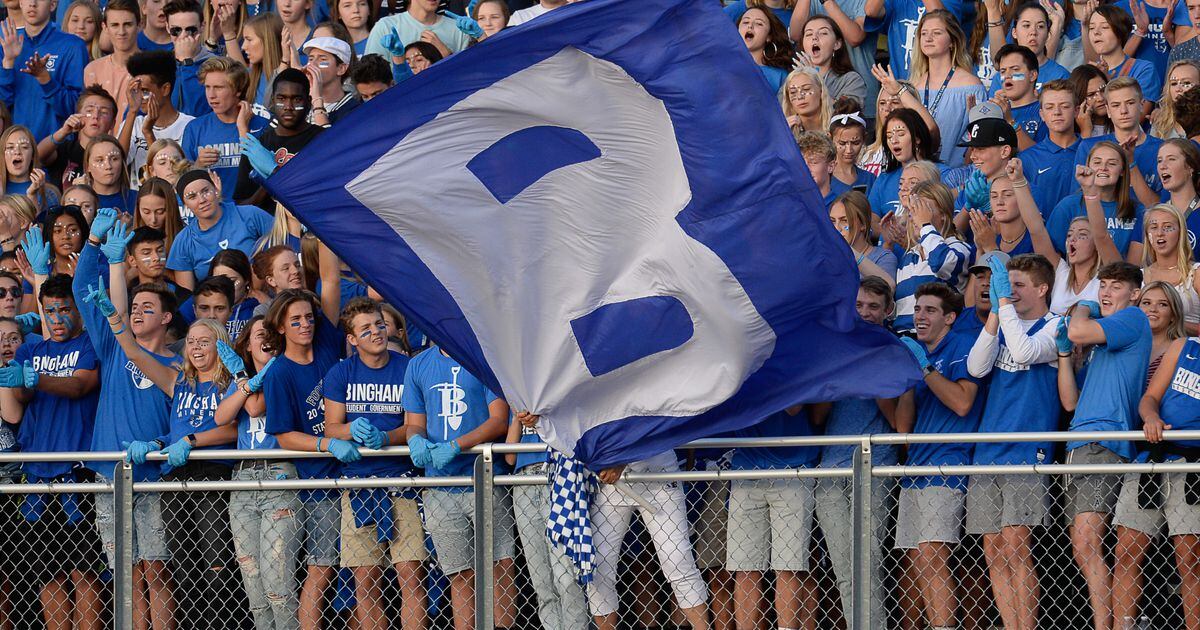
[0,287,21,299]
[168,25,200,36]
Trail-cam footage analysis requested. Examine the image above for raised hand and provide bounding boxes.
[244,356,275,393]
[90,206,119,240]
[14,312,38,335]
[20,226,49,276]
[19,360,37,389]
[969,209,996,253]
[101,221,134,262]
[1130,0,1150,38]
[240,133,277,181]
[380,27,406,59]
[84,279,117,317]
[988,254,1012,300]
[1075,164,1097,193]
[26,168,44,197]
[871,63,903,97]
[216,340,245,375]
[0,20,24,68]
[1055,316,1073,354]
[444,11,484,38]
[1004,157,1025,182]
[21,53,49,84]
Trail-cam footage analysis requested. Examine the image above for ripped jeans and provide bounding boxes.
[229,461,301,630]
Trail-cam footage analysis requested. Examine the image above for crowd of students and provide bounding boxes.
[5,0,1200,628]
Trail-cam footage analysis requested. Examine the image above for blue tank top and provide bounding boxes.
[973,316,1059,465]
[1159,337,1200,449]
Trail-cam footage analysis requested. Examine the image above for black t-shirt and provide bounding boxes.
[234,124,325,212]
[47,136,85,191]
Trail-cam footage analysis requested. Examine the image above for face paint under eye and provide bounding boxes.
[1008,72,1027,81]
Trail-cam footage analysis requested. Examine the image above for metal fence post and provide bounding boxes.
[112,461,133,630]
[850,439,874,630]
[473,445,495,630]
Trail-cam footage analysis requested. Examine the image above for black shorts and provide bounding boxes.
[0,491,20,576]
[16,492,103,583]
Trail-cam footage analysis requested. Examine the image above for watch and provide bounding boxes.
[185,433,198,446]
[179,57,195,66]
[233,369,248,382]
[922,364,936,377]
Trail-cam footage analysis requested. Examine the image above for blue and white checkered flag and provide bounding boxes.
[546,449,597,586]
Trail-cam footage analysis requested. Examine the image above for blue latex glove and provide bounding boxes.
[89,207,119,240]
[987,255,1012,301]
[899,336,931,370]
[408,434,435,467]
[380,28,406,57]
[444,11,484,38]
[964,169,991,214]
[465,0,479,15]
[392,61,414,84]
[988,272,1000,314]
[20,360,36,388]
[14,312,38,335]
[0,363,23,387]
[84,279,117,318]
[429,440,462,469]
[327,438,362,463]
[350,417,386,449]
[123,440,155,464]
[1056,316,1073,354]
[101,221,134,263]
[20,226,50,276]
[216,340,245,375]
[1076,300,1101,319]
[161,438,193,467]
[245,356,275,393]
[240,134,277,181]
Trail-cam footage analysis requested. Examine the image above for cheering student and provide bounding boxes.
[1151,61,1200,140]
[38,86,117,191]
[738,7,793,93]
[0,0,90,142]
[303,36,358,126]
[1128,302,1200,630]
[1109,280,1188,628]
[798,15,866,105]
[957,117,1019,215]
[212,315,299,630]
[1139,204,1200,331]
[1020,80,1082,218]
[180,56,268,200]
[121,50,195,189]
[82,135,137,213]
[1072,78,1164,207]
[892,181,972,333]
[868,108,942,219]
[1,126,56,211]
[323,297,427,630]
[1056,262,1151,630]
[991,44,1045,147]
[895,282,984,630]
[165,169,273,290]
[43,205,88,278]
[1157,139,1200,260]
[1051,141,1146,262]
[965,253,1060,630]
[402,346,518,630]
[234,69,323,208]
[71,207,178,630]
[0,273,103,630]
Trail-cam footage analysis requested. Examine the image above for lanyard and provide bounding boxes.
[924,67,956,116]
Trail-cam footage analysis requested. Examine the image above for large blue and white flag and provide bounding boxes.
[265,0,921,469]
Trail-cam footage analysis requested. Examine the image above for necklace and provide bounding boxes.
[924,67,956,116]
[1001,228,1027,245]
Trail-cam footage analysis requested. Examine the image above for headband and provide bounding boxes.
[830,111,866,127]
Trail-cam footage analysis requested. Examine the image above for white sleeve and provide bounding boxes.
[998,305,1060,365]
[967,325,1000,378]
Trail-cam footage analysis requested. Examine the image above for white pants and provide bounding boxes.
[587,454,708,617]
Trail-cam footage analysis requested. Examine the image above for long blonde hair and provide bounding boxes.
[1066,216,1102,291]
[780,68,832,136]
[0,126,50,209]
[1142,203,1194,286]
[180,319,233,388]
[245,13,284,106]
[134,177,184,252]
[64,0,103,60]
[256,204,301,254]
[1141,281,1188,340]
[1151,60,1200,140]
[910,10,975,80]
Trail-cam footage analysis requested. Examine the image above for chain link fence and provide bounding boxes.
[8,434,1200,629]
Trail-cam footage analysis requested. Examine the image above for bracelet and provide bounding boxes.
[987,19,1004,26]
[1083,194,1100,201]
[1057,352,1072,358]
[382,432,390,447]
[87,236,102,247]
[316,437,325,453]
[1012,179,1028,188]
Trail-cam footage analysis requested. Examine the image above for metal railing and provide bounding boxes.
[4,430,1200,629]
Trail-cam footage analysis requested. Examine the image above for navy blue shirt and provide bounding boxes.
[322,351,412,478]
[14,333,98,479]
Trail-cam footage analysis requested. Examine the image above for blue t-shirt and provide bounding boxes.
[866,0,971,80]
[262,316,345,486]
[820,398,899,468]
[322,351,412,478]
[1047,194,1145,258]
[161,378,232,472]
[136,31,173,52]
[1010,101,1047,143]
[73,245,176,480]
[952,308,987,339]
[0,24,90,142]
[759,65,788,93]
[1075,133,1164,195]
[1106,56,1163,104]
[97,189,137,215]
[1157,338,1200,450]
[180,112,268,201]
[986,58,1071,96]
[831,168,877,196]
[1114,0,1189,73]
[512,419,547,471]
[165,202,273,281]
[13,333,99,479]
[905,331,984,490]
[1068,306,1152,460]
[401,347,500,482]
[868,168,903,217]
[973,315,1060,465]
[1020,136,1080,218]
[730,410,821,470]
[226,382,279,451]
[723,0,792,23]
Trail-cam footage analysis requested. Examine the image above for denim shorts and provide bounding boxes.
[94,472,170,566]
[301,497,340,567]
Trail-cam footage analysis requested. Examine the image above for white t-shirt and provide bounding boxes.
[508,3,554,26]
[124,112,195,189]
[1051,258,1100,316]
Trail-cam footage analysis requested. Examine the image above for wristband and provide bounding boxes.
[1083,194,1100,201]
[1058,352,1072,358]
[88,236,102,247]
[151,439,165,449]
[987,19,1004,26]
[1012,179,1028,188]
[316,437,325,453]
[382,432,390,447]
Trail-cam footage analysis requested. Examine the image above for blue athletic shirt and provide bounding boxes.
[1068,306,1152,460]
[986,58,1071,96]
[97,190,137,215]
[13,333,98,479]
[165,202,273,281]
[973,315,1060,465]
[730,409,821,470]
[905,331,984,490]
[1157,337,1200,451]
[180,112,268,200]
[1020,135,1080,219]
[262,314,345,491]
[225,382,279,451]
[820,398,899,468]
[1046,194,1145,258]
[1075,133,1164,195]
[322,350,412,478]
[865,0,971,80]
[0,24,90,142]
[1010,101,1047,143]
[401,347,500,484]
[159,378,232,473]
[868,168,903,217]
[512,419,548,471]
[830,168,877,196]
[1113,0,1189,73]
[73,244,176,481]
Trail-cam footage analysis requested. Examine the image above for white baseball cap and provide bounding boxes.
[302,36,352,65]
